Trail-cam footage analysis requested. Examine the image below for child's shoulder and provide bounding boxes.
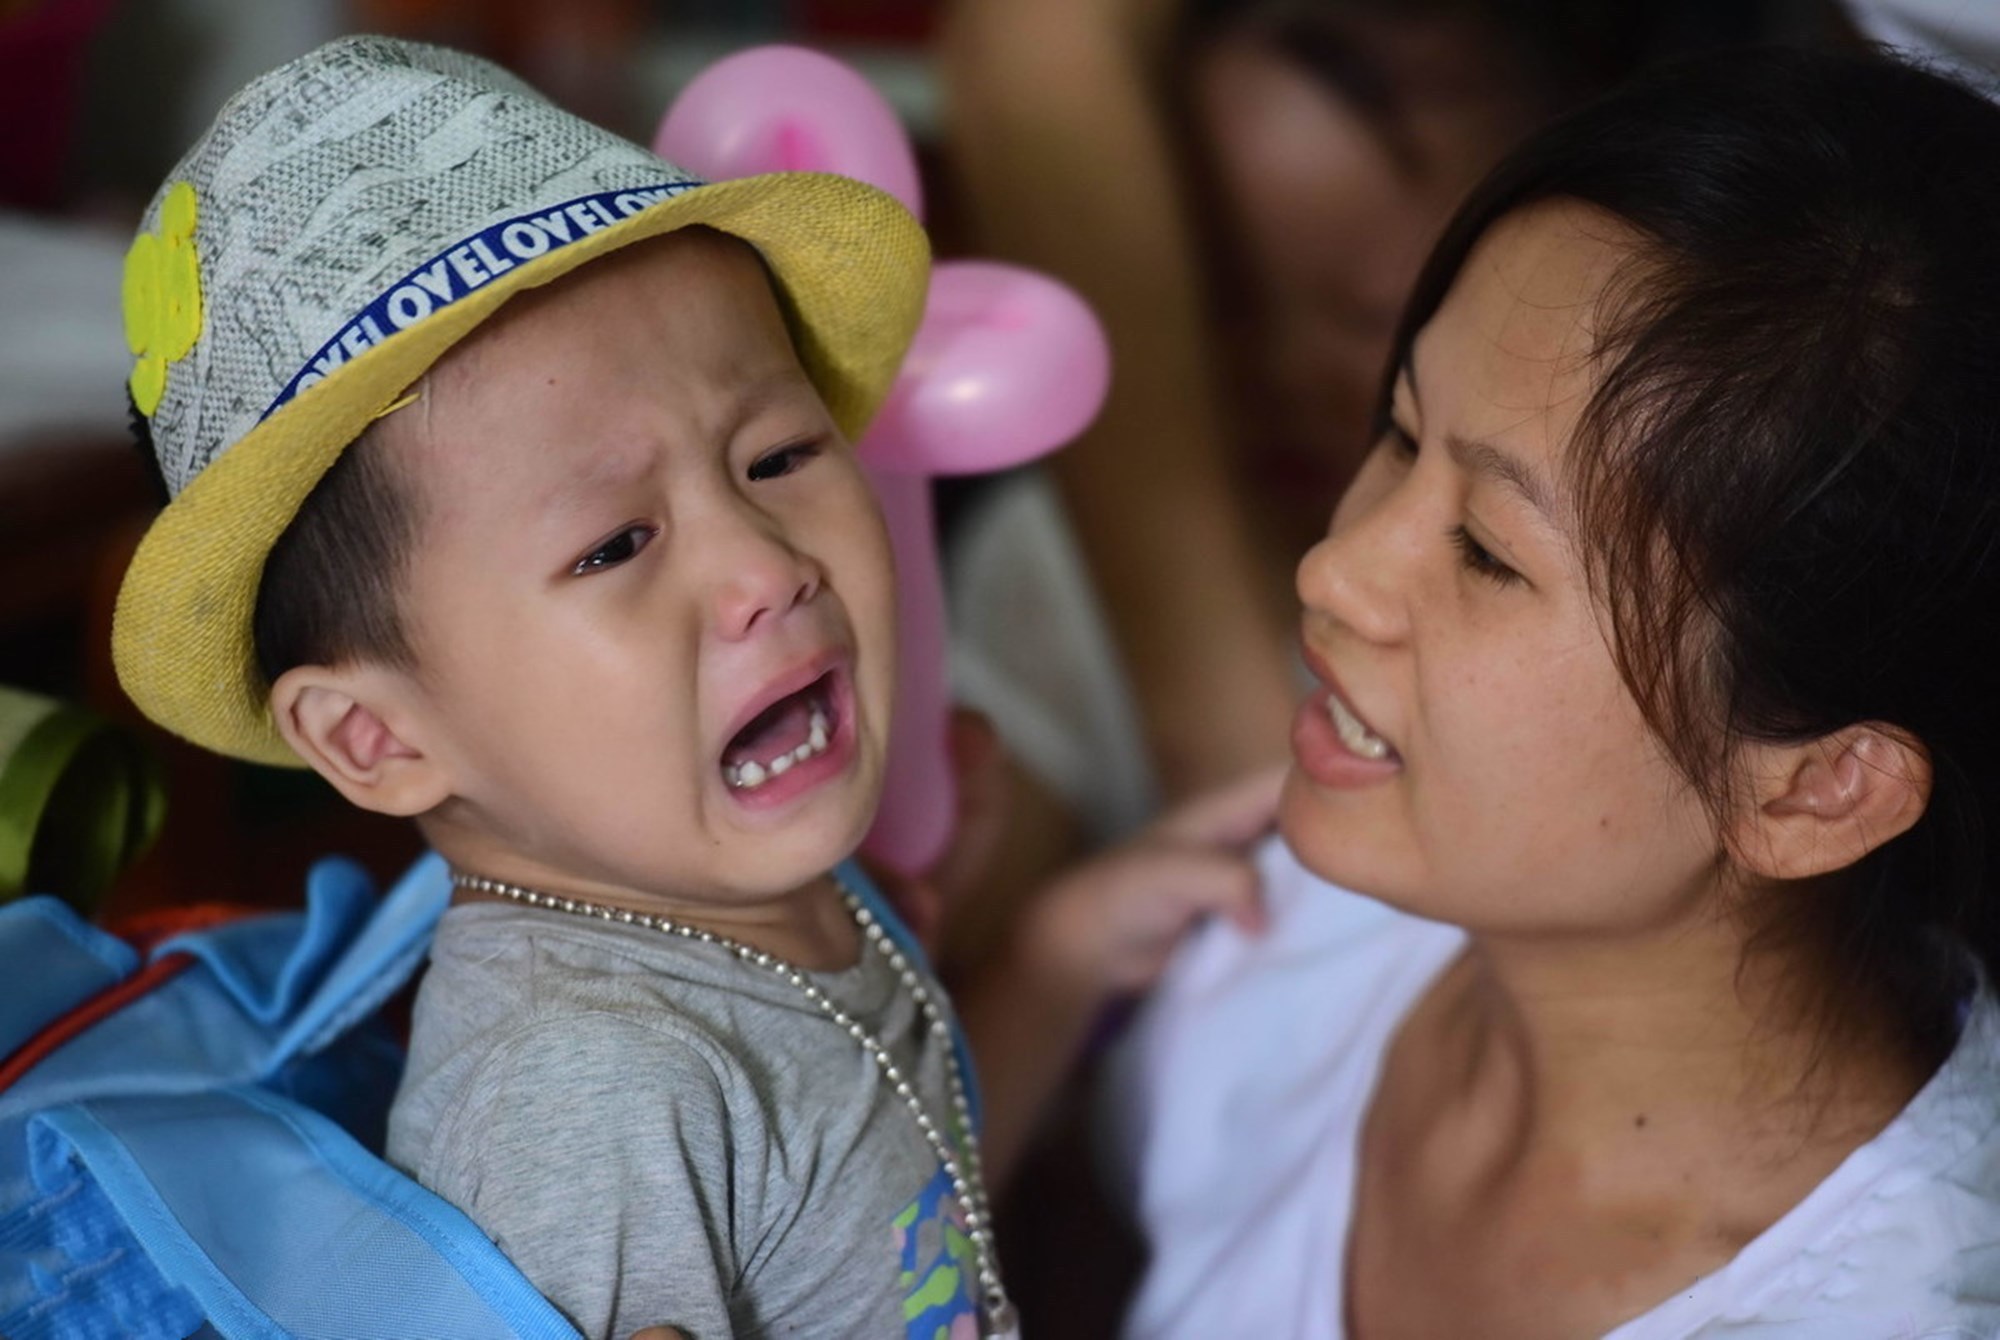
[424,900,819,1030]
[401,994,757,1169]
[393,897,917,1171]
[388,950,774,1340]
[390,904,780,1168]
[404,902,777,1101]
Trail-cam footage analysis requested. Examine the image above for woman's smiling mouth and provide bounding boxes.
[1326,689,1392,761]
[1292,645,1403,787]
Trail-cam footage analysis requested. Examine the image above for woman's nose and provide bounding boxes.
[1296,479,1417,645]
[704,506,824,640]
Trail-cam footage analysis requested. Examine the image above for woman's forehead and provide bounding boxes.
[1406,201,1641,445]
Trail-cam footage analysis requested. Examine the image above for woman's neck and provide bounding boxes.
[1412,907,1932,1210]
[1348,898,1944,1339]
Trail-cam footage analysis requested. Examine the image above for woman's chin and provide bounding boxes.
[1277,774,1418,909]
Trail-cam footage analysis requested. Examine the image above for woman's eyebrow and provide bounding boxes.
[1447,434,1556,522]
[1401,349,1559,524]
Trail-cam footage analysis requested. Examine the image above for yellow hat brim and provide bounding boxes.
[113,171,928,766]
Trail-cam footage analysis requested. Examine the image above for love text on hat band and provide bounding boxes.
[265,181,703,419]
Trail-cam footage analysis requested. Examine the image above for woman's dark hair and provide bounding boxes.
[131,397,420,684]
[1385,47,2000,1059]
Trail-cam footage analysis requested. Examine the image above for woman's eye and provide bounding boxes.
[747,441,821,482]
[1450,525,1522,586]
[573,524,656,576]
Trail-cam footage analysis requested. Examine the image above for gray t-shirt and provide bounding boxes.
[385,894,989,1340]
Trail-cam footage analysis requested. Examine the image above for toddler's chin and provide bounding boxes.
[733,788,882,893]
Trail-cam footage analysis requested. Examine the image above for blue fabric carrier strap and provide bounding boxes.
[1,852,584,1340]
[835,859,984,1130]
[0,896,138,1058]
[27,1087,580,1340]
[152,851,454,1068]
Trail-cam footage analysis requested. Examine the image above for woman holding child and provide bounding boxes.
[1087,43,2000,1339]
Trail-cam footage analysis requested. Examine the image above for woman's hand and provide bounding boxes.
[1019,765,1284,998]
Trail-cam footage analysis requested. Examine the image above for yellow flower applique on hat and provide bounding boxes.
[123,181,204,417]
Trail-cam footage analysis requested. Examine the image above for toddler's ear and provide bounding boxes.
[1728,725,1931,883]
[269,664,450,817]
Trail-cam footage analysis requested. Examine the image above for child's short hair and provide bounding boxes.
[1391,47,2000,1052]
[112,36,926,766]
[252,430,416,682]
[129,399,417,683]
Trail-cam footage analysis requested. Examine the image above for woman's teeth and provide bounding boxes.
[726,708,831,789]
[1327,693,1390,761]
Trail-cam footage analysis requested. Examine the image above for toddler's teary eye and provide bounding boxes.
[747,440,821,483]
[573,524,657,576]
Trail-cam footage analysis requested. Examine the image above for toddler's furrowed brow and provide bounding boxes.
[540,446,659,519]
[713,365,831,443]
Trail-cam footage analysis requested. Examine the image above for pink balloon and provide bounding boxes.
[858,261,1111,477]
[858,469,955,873]
[653,45,923,218]
[656,48,1112,877]
[856,265,1109,873]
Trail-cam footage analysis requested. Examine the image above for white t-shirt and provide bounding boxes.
[1101,838,2000,1338]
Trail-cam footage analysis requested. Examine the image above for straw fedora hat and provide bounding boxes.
[113,34,927,766]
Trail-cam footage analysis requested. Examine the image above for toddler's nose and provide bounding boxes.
[707,515,824,640]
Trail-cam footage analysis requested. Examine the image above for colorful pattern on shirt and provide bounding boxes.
[894,1163,980,1339]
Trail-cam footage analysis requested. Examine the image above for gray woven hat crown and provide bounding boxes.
[132,34,707,497]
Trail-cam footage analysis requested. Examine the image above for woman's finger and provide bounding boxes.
[1154,763,1287,847]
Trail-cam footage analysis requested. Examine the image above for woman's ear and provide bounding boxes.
[269,662,452,817]
[1728,725,1931,882]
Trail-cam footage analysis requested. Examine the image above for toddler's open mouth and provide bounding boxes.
[722,671,840,791]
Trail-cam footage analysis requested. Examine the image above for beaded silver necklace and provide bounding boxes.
[450,869,1019,1339]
